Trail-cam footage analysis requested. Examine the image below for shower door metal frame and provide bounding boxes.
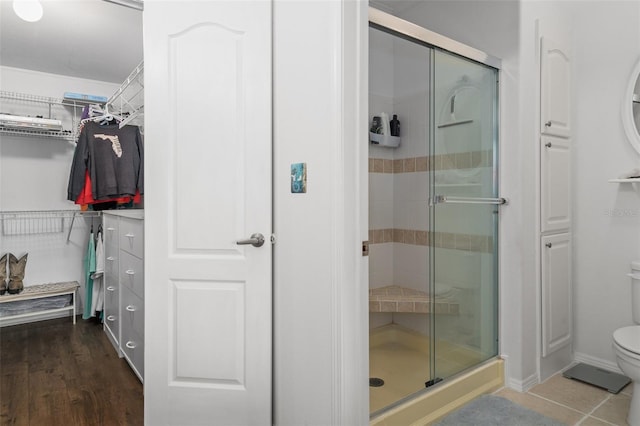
[368,5,503,416]
[368,8,502,70]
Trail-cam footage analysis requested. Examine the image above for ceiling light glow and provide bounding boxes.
[13,0,43,23]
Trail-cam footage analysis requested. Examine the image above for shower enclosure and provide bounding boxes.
[368,10,502,416]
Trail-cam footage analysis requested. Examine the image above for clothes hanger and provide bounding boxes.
[80,104,123,126]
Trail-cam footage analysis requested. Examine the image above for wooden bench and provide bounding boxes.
[0,281,80,325]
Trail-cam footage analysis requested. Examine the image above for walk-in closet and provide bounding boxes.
[0,1,145,423]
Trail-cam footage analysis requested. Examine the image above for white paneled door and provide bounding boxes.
[540,135,571,233]
[541,233,572,357]
[143,1,272,425]
[540,36,571,138]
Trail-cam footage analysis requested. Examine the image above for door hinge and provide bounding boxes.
[362,241,369,257]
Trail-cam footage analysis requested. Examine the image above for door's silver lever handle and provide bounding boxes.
[236,233,265,248]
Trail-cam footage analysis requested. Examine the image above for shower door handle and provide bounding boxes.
[236,233,265,248]
[432,195,508,205]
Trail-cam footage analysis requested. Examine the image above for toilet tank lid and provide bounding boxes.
[633,261,640,271]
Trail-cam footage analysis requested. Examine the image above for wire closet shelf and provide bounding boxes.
[0,91,86,142]
[0,210,102,240]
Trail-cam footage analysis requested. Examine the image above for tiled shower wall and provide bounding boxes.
[369,26,431,330]
[369,28,495,335]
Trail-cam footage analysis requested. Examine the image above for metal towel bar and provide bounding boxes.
[432,195,508,205]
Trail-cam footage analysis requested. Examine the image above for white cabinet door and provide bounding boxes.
[143,1,272,425]
[541,36,571,138]
[541,135,571,232]
[541,233,572,357]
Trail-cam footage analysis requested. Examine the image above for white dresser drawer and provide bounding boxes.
[121,325,144,381]
[105,251,118,279]
[119,217,144,258]
[121,285,144,338]
[103,299,120,347]
[103,216,119,251]
[119,250,144,298]
[104,281,119,310]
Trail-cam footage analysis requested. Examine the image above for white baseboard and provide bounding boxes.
[507,373,538,392]
[573,351,623,375]
[501,354,539,392]
[502,352,622,392]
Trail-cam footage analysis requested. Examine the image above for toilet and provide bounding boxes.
[613,260,640,426]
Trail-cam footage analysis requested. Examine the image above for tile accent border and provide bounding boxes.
[369,228,493,253]
[369,150,493,174]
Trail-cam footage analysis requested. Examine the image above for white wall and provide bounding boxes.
[0,66,119,312]
[273,1,368,424]
[571,1,640,370]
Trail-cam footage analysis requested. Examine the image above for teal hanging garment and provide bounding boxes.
[83,232,96,320]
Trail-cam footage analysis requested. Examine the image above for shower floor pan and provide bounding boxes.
[369,324,485,414]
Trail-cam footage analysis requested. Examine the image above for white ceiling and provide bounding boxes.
[0,0,143,84]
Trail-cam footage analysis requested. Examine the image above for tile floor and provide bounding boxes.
[495,373,632,426]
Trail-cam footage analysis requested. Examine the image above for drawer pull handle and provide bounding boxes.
[125,233,135,238]
[107,315,116,322]
[125,341,137,349]
[125,269,135,275]
[106,286,116,291]
[126,305,137,312]
[107,256,115,261]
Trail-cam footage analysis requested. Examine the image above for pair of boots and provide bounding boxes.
[0,253,28,295]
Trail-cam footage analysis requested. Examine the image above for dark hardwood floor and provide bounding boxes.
[0,316,143,426]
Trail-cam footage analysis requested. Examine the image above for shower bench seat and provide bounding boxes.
[0,281,80,326]
[369,285,459,315]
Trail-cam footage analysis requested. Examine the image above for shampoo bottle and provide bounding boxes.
[390,114,400,137]
[380,112,390,136]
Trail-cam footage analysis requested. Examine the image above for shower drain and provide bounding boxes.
[369,377,385,387]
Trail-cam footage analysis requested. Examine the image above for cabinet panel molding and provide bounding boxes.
[541,233,572,357]
[541,36,571,138]
[541,135,571,233]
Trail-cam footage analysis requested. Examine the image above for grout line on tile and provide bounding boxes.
[525,391,622,426]
[584,394,612,416]
[524,390,590,415]
[563,393,620,426]
[574,414,590,425]
[583,393,623,426]
[575,414,619,426]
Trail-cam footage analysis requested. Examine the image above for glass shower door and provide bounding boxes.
[429,49,500,382]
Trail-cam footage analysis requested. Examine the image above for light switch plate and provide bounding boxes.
[291,163,307,193]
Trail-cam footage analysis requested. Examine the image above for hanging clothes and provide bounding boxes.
[82,231,96,320]
[74,170,141,206]
[67,120,144,204]
[90,229,105,318]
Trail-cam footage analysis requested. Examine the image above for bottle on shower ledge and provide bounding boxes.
[390,114,400,137]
